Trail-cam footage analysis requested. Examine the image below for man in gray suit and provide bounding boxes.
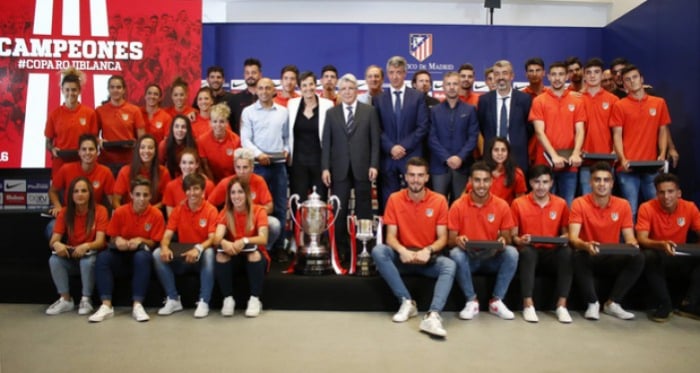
[322,73,381,259]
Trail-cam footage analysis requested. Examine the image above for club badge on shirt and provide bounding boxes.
[226,148,234,156]
[80,117,87,126]
[611,212,619,222]
[250,192,257,200]
[144,223,152,232]
[549,211,557,220]
[199,218,207,227]
[602,102,610,110]
[649,108,657,116]
[677,217,686,227]
[487,213,495,223]
[155,121,163,129]
[92,181,101,189]
[425,208,434,218]
[568,104,575,112]
[121,113,130,121]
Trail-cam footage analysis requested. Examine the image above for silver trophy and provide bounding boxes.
[289,186,341,275]
[349,216,381,276]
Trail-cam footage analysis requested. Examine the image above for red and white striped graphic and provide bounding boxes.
[409,33,433,63]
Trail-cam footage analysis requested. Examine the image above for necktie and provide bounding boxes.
[393,91,402,125]
[499,96,509,139]
[346,105,354,134]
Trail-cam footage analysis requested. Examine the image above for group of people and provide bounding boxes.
[42,54,698,337]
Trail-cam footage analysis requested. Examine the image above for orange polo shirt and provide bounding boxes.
[141,107,172,144]
[53,162,115,205]
[207,174,272,208]
[458,92,480,108]
[216,205,269,250]
[529,89,586,166]
[45,104,99,177]
[384,189,448,248]
[96,101,145,165]
[107,203,165,241]
[113,164,171,205]
[197,129,241,183]
[636,198,700,243]
[511,193,569,248]
[569,194,632,243]
[448,193,514,240]
[167,200,218,243]
[467,169,526,205]
[273,92,300,107]
[54,204,109,247]
[190,115,211,139]
[162,175,215,208]
[609,94,671,162]
[581,89,619,154]
[164,106,197,120]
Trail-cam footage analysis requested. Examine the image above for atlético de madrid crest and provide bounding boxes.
[678,217,686,227]
[409,34,432,62]
[611,212,619,222]
[549,211,557,220]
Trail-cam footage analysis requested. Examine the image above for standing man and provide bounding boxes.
[458,63,480,107]
[358,65,384,105]
[478,60,533,174]
[448,161,518,321]
[611,64,671,220]
[320,65,340,105]
[273,65,299,107]
[565,57,584,92]
[579,58,619,194]
[484,67,496,91]
[428,71,479,203]
[230,58,262,134]
[375,56,430,208]
[411,70,440,109]
[371,157,455,338]
[602,69,616,92]
[521,58,546,99]
[609,57,630,99]
[529,62,586,206]
[321,74,380,259]
[636,173,700,321]
[196,66,235,125]
[569,162,644,320]
[240,78,289,261]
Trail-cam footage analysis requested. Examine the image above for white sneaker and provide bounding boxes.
[245,296,262,317]
[556,306,573,323]
[419,312,447,338]
[194,299,209,318]
[489,299,515,320]
[522,305,539,323]
[392,298,418,322]
[78,297,93,315]
[221,296,235,317]
[584,301,600,320]
[604,302,635,320]
[88,304,114,322]
[46,298,74,315]
[132,303,150,322]
[459,300,480,320]
[157,297,183,316]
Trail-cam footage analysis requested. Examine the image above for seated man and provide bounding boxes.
[511,165,572,323]
[371,157,456,338]
[153,173,218,318]
[569,161,644,320]
[636,173,700,321]
[448,161,518,321]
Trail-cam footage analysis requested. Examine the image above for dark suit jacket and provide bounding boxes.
[478,89,533,173]
[321,101,380,182]
[375,87,430,171]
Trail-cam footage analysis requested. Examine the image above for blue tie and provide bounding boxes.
[499,96,509,139]
[393,91,402,126]
[346,106,354,134]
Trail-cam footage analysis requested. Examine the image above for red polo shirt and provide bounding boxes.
[384,189,448,248]
[448,193,514,240]
[636,198,700,243]
[569,194,632,243]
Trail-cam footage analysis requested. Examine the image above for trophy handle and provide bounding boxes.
[374,216,383,245]
[326,195,341,230]
[288,194,300,228]
[347,215,357,233]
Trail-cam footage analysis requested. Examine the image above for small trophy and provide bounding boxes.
[349,216,381,276]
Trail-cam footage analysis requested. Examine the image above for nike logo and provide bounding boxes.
[434,83,443,89]
[231,82,247,88]
[5,182,24,190]
[474,84,486,90]
[513,84,528,90]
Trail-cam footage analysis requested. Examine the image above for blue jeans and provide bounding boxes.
[49,254,96,297]
[579,166,592,196]
[267,216,281,249]
[371,244,456,312]
[153,248,215,303]
[617,171,657,220]
[94,249,152,302]
[449,245,518,301]
[552,170,577,207]
[254,163,288,250]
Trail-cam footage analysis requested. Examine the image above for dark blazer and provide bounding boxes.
[375,87,430,171]
[321,101,380,182]
[478,89,533,173]
[428,100,479,175]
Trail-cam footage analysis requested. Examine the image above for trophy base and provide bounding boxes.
[295,254,333,276]
[355,255,376,277]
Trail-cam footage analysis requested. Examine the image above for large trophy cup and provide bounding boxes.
[348,216,381,276]
[289,186,341,275]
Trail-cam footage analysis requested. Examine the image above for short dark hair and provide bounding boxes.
[590,161,613,175]
[298,71,317,86]
[78,133,98,149]
[548,62,567,72]
[584,57,605,71]
[206,66,224,77]
[459,63,474,73]
[411,69,432,86]
[182,173,206,191]
[653,173,680,189]
[280,64,299,78]
[525,57,545,71]
[470,161,492,177]
[406,156,429,171]
[621,64,641,78]
[244,58,262,69]
[564,56,582,68]
[130,176,152,193]
[528,164,553,181]
[321,65,338,77]
[609,57,629,70]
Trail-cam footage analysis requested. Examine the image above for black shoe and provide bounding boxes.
[675,304,700,320]
[650,305,671,323]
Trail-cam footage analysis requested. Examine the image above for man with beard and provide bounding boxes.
[458,63,480,107]
[230,58,262,134]
[411,70,440,109]
[195,66,235,126]
[320,65,340,105]
[565,57,584,92]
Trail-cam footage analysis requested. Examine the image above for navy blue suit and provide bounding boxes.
[376,87,429,207]
[477,89,533,174]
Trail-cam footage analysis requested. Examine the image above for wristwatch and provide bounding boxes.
[243,237,250,245]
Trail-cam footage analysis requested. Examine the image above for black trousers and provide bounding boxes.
[519,245,573,301]
[573,250,645,304]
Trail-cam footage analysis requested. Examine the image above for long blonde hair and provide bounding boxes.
[224,178,254,237]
